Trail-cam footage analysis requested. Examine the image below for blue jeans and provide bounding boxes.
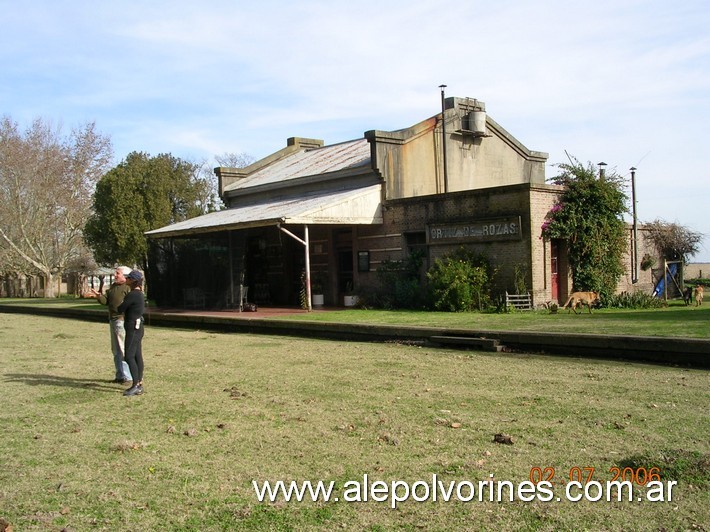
[110,319,132,381]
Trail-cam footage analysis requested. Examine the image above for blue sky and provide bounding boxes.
[2,0,709,261]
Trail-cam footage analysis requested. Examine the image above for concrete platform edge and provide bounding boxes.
[2,304,708,368]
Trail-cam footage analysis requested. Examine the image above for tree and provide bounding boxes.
[215,152,255,169]
[202,152,257,211]
[84,152,210,267]
[541,158,627,300]
[0,116,113,296]
[645,219,703,262]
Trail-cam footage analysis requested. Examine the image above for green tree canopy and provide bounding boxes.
[85,152,210,267]
[541,158,628,299]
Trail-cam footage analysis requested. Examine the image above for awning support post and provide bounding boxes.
[277,223,312,311]
[228,231,235,308]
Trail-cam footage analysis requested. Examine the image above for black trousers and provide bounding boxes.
[124,321,144,384]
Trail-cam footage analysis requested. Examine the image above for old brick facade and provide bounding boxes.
[147,96,654,309]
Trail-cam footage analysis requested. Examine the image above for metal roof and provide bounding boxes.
[146,184,383,238]
[224,138,371,192]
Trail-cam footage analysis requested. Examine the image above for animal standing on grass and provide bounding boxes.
[563,291,600,314]
[695,285,704,307]
[683,286,693,306]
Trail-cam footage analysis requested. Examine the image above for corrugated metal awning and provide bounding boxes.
[146,184,383,238]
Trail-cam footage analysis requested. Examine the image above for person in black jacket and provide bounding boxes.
[118,270,146,397]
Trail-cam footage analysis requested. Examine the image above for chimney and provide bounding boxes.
[214,167,248,195]
[287,137,324,150]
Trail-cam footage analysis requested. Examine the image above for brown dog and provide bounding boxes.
[563,291,600,314]
[695,285,704,306]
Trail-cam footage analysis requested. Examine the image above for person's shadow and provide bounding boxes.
[4,373,120,393]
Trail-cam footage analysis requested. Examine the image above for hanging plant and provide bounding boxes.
[640,253,656,271]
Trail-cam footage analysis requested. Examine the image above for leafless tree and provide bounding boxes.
[215,151,256,169]
[645,219,704,262]
[197,152,256,211]
[0,116,113,296]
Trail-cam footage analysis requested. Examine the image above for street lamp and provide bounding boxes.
[439,84,448,193]
[630,167,638,283]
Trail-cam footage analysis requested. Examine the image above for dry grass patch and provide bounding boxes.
[0,313,708,530]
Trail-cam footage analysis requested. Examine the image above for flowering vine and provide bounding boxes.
[540,202,564,239]
[539,158,628,299]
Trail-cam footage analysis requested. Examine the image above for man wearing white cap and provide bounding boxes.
[87,266,133,384]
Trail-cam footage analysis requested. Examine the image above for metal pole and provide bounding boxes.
[439,84,448,193]
[277,223,312,311]
[664,259,668,302]
[630,167,638,283]
[228,231,234,308]
[304,225,312,311]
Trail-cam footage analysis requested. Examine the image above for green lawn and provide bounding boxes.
[1,312,708,530]
[2,297,710,338]
[280,303,710,338]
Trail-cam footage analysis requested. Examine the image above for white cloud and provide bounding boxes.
[2,0,709,259]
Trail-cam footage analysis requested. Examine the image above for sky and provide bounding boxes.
[2,0,709,261]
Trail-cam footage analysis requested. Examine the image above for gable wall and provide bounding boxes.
[368,98,548,202]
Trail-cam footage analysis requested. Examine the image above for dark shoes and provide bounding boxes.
[123,385,144,397]
[113,378,131,384]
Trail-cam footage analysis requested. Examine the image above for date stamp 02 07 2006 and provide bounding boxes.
[530,466,662,486]
[529,465,677,502]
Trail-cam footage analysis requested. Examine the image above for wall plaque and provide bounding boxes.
[427,216,522,244]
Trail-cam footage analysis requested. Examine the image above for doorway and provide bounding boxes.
[338,249,353,295]
[335,228,354,304]
[551,240,560,303]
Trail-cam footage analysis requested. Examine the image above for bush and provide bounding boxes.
[427,248,493,312]
[513,264,529,295]
[371,251,427,309]
[359,278,425,310]
[603,291,666,309]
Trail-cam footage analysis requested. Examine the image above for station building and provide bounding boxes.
[146,96,633,309]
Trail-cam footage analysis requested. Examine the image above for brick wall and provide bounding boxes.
[353,183,563,305]
[351,182,680,307]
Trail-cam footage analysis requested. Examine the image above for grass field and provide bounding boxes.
[1,312,709,531]
[280,303,710,339]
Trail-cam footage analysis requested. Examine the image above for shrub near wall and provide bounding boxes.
[427,248,494,311]
[363,251,427,309]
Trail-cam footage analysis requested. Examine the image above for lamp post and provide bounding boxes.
[630,166,638,283]
[439,84,448,193]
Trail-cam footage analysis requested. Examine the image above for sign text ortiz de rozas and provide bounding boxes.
[427,217,522,244]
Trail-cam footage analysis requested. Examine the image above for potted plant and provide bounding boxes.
[343,281,358,307]
[311,271,326,307]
